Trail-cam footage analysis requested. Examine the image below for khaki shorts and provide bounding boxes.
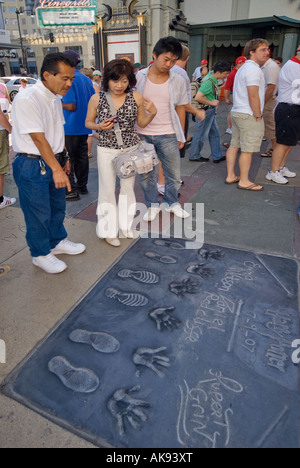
[231,112,265,153]
[263,98,276,141]
[0,129,9,175]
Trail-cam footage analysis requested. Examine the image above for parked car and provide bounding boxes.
[0,76,37,101]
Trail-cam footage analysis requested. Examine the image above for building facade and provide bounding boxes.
[185,0,300,76]
[0,0,299,77]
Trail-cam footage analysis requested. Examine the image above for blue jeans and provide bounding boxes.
[138,134,181,207]
[13,155,67,257]
[189,107,223,161]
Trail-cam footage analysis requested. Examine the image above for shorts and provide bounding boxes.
[0,129,9,175]
[275,102,300,146]
[263,98,276,141]
[231,112,265,153]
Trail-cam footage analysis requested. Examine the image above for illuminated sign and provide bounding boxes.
[36,0,97,28]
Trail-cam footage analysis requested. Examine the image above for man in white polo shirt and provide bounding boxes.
[12,53,86,274]
[265,46,300,184]
[225,38,269,191]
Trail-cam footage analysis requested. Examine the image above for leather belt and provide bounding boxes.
[18,152,62,160]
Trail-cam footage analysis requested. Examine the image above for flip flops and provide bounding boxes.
[238,183,264,191]
[225,177,240,185]
[261,149,273,158]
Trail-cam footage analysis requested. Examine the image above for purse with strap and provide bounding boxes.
[105,92,159,179]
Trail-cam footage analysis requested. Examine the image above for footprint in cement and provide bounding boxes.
[117,269,159,284]
[69,329,120,354]
[105,288,149,307]
[48,356,100,393]
[145,251,177,264]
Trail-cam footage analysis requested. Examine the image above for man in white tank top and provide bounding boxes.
[136,37,190,222]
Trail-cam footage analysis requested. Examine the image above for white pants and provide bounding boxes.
[96,146,136,238]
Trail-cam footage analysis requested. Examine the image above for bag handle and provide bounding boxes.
[105,92,124,148]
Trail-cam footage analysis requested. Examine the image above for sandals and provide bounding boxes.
[225,177,240,185]
[261,149,273,158]
[238,183,264,191]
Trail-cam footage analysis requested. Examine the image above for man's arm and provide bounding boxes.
[195,91,219,108]
[175,104,186,149]
[0,109,12,132]
[62,103,76,112]
[247,86,263,119]
[264,84,276,105]
[29,132,71,191]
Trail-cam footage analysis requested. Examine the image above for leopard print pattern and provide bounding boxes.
[97,91,139,149]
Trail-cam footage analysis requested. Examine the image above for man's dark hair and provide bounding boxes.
[102,59,136,93]
[213,60,231,73]
[153,36,183,60]
[40,53,76,81]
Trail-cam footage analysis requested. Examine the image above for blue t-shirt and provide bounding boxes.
[62,69,95,135]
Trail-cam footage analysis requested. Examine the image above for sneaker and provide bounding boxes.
[280,167,296,178]
[105,238,121,247]
[266,170,288,184]
[0,196,16,210]
[164,204,190,219]
[32,253,67,274]
[157,183,165,196]
[226,128,233,135]
[51,239,86,255]
[143,207,161,222]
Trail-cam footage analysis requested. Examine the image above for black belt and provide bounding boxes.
[19,152,62,159]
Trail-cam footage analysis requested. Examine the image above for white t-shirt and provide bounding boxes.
[261,58,280,95]
[11,80,65,155]
[277,58,300,105]
[232,60,265,115]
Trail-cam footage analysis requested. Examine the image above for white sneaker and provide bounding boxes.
[157,183,165,196]
[32,253,67,274]
[0,196,16,210]
[143,207,161,222]
[226,128,233,135]
[266,170,288,184]
[280,167,296,178]
[105,238,121,247]
[164,204,190,219]
[51,239,86,255]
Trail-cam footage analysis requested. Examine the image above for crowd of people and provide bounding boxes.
[0,36,299,274]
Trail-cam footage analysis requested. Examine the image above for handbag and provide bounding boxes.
[105,92,159,179]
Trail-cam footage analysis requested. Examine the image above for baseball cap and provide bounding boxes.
[134,63,142,69]
[93,70,102,76]
[63,49,81,65]
[235,56,247,65]
[201,59,208,65]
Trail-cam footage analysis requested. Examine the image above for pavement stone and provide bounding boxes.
[0,100,299,448]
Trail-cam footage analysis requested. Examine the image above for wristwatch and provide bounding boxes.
[255,115,263,120]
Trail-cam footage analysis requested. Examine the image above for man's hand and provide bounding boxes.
[195,108,206,121]
[178,141,185,149]
[52,167,71,192]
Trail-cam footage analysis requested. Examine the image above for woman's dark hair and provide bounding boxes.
[153,36,183,60]
[102,59,136,93]
[40,53,76,81]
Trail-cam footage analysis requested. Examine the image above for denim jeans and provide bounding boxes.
[138,134,181,207]
[189,107,223,161]
[13,155,67,257]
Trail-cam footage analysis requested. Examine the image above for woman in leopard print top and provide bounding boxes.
[86,59,156,247]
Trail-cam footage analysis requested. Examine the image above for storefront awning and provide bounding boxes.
[190,16,300,48]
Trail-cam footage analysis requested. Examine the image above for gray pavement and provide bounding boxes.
[0,100,299,448]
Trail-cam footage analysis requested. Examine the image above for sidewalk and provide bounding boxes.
[0,101,299,448]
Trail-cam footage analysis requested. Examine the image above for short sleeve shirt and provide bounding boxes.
[11,80,65,155]
[232,60,265,115]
